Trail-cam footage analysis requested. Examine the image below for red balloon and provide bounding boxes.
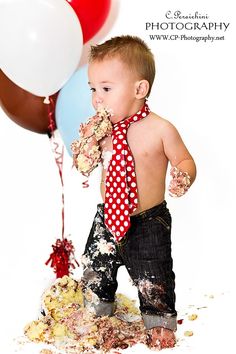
[0,70,58,134]
[66,0,111,43]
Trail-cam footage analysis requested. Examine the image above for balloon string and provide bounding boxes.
[82,179,89,188]
[47,97,65,240]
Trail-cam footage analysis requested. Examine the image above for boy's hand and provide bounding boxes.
[168,167,191,197]
[79,113,112,141]
[79,115,102,138]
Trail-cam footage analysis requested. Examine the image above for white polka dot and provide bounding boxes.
[123,129,126,134]
[113,193,117,198]
[121,160,125,167]
[112,160,116,166]
[112,214,116,219]
[127,156,132,161]
[116,166,121,171]
[117,198,121,204]
[120,204,125,210]
[117,177,121,183]
[116,220,120,226]
[113,139,117,144]
[133,116,138,121]
[120,215,124,220]
[121,182,125,188]
[110,187,114,192]
[114,182,117,187]
[121,171,125,176]
[112,171,116,176]
[121,124,126,128]
[116,210,120,215]
[117,187,121,193]
[109,177,113,182]
[142,112,147,117]
[120,226,124,231]
[130,193,135,198]
[127,166,132,172]
[112,150,116,155]
[118,135,124,139]
[132,172,135,177]
[116,231,120,236]
[108,209,112,214]
[116,155,121,160]
[121,193,125,198]
[124,210,129,215]
[131,182,136,187]
[117,144,122,149]
[112,203,116,209]
[124,199,129,204]
[105,193,110,197]
[105,203,109,208]
[109,198,113,203]
[124,221,129,227]
[106,181,110,187]
[112,225,116,231]
[108,219,112,225]
[104,214,108,219]
[127,176,131,182]
[134,198,138,204]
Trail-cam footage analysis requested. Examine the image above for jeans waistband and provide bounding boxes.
[130,200,167,222]
[97,200,167,223]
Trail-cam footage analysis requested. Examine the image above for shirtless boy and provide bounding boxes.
[80,35,196,350]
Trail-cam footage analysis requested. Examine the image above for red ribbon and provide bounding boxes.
[45,97,79,278]
[82,179,89,188]
[45,238,79,278]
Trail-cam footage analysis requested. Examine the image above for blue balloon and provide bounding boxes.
[55,65,94,156]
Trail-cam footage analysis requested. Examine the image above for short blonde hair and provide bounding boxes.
[89,35,156,96]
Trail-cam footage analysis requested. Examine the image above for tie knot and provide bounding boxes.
[113,125,128,139]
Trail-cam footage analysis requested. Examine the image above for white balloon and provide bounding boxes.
[0,0,83,97]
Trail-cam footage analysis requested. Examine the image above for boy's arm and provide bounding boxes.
[161,120,197,196]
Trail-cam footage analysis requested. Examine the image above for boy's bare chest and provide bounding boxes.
[100,123,163,165]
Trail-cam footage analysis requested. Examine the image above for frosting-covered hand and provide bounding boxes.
[168,167,191,197]
[71,135,101,176]
[71,106,112,176]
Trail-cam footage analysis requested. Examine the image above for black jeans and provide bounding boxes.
[82,201,177,331]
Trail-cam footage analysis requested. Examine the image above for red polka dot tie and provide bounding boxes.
[104,102,150,242]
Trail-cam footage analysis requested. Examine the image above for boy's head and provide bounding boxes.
[89,35,155,97]
[88,35,155,123]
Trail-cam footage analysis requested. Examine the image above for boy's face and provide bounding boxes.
[88,57,140,124]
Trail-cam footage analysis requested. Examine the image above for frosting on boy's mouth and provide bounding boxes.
[96,104,113,120]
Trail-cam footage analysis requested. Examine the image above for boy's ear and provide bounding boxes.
[135,80,149,99]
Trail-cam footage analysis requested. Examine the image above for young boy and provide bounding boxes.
[81,35,196,350]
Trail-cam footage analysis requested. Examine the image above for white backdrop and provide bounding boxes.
[0,0,235,353]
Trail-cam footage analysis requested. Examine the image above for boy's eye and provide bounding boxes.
[103,87,111,92]
[90,88,95,92]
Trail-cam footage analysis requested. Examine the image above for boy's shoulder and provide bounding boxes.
[148,111,176,130]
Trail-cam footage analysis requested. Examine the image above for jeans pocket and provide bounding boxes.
[150,215,171,231]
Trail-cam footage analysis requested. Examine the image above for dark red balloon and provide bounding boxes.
[66,0,111,43]
[0,70,58,134]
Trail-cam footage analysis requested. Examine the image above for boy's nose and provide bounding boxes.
[95,97,103,104]
[94,96,103,109]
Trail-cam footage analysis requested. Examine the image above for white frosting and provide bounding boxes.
[101,150,112,170]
